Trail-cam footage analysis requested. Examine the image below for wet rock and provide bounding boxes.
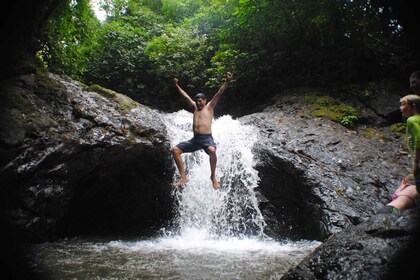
[281,208,420,279]
[238,91,420,279]
[1,72,417,279]
[0,73,175,242]
[240,91,409,241]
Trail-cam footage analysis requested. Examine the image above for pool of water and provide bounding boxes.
[28,234,320,279]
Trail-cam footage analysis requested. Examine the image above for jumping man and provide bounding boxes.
[171,72,233,190]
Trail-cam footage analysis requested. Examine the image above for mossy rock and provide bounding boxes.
[360,127,389,141]
[310,96,359,127]
[278,90,360,127]
[88,84,139,114]
[89,84,117,99]
[390,122,406,138]
[114,93,139,114]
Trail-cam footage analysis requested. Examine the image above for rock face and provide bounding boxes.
[0,73,174,242]
[281,209,420,279]
[236,90,420,279]
[240,90,410,241]
[1,72,419,279]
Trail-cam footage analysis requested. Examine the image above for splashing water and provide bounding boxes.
[162,110,266,239]
[28,110,321,279]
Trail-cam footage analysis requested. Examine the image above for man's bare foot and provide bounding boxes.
[172,177,189,187]
[211,176,219,190]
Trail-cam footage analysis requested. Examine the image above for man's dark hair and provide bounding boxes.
[410,71,420,80]
[195,93,206,100]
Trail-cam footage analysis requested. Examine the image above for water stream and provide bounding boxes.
[28,111,320,279]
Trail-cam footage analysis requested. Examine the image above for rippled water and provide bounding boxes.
[28,111,320,279]
[29,236,319,279]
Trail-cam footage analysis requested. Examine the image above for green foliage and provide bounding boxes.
[145,25,210,90]
[363,82,377,98]
[311,96,359,127]
[360,127,389,141]
[390,122,406,138]
[161,0,201,22]
[339,113,359,127]
[109,0,166,36]
[206,47,247,88]
[37,0,99,79]
[84,20,150,96]
[316,96,333,107]
[36,0,412,111]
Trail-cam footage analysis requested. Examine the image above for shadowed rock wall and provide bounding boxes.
[1,0,61,79]
[238,91,420,279]
[0,73,175,242]
[282,209,420,279]
[240,90,410,241]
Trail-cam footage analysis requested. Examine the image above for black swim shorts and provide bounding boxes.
[176,134,216,154]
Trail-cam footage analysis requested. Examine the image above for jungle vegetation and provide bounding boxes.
[36,0,416,111]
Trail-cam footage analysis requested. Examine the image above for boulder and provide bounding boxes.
[240,89,410,241]
[237,89,420,279]
[0,73,174,242]
[281,208,420,279]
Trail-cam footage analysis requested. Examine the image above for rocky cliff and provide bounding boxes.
[0,72,175,242]
[1,72,419,279]
[240,87,410,240]
[238,88,420,279]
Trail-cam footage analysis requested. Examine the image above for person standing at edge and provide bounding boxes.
[400,94,420,193]
[409,71,420,95]
[171,72,233,190]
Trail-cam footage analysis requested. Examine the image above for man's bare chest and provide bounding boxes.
[194,109,213,122]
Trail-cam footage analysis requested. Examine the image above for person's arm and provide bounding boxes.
[207,72,233,109]
[414,149,420,192]
[174,78,196,109]
[408,118,420,192]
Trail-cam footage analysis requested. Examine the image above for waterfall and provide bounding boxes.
[29,110,321,279]
[162,110,266,239]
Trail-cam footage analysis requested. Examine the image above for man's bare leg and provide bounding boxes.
[171,147,189,186]
[208,146,219,190]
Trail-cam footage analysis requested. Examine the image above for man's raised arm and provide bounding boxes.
[174,78,196,109]
[208,72,233,109]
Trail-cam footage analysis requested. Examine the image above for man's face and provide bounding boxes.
[410,76,420,94]
[195,98,206,110]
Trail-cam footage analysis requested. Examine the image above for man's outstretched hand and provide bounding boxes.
[226,72,233,80]
[173,78,179,84]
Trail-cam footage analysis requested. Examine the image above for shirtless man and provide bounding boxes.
[171,72,233,189]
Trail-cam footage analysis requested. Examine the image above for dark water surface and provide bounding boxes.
[29,236,320,279]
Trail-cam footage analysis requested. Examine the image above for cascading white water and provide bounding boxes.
[29,110,321,279]
[162,110,266,240]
